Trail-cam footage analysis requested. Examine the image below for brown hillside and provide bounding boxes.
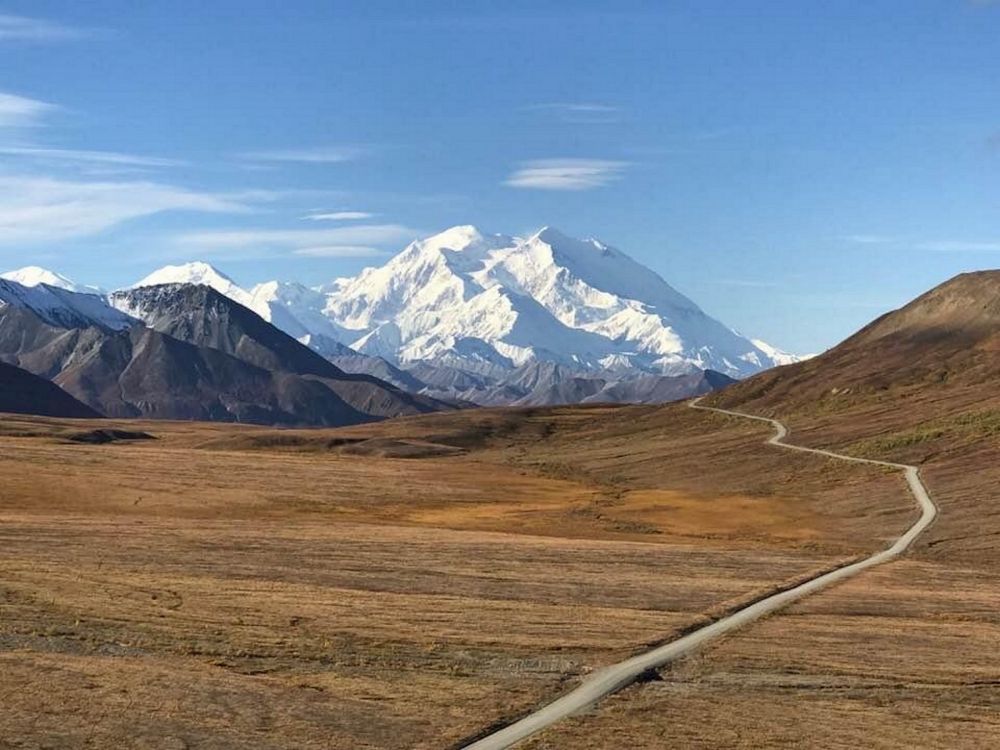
[707,270,1000,565]
[710,270,1000,424]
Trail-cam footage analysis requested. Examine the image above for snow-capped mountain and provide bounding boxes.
[134,262,252,307]
[320,226,795,378]
[128,227,801,381]
[1,266,102,295]
[0,226,804,411]
[129,262,350,349]
[750,338,812,367]
[246,280,349,343]
[0,278,135,331]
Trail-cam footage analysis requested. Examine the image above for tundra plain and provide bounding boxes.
[0,402,925,749]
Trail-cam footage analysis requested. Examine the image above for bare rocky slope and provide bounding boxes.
[0,361,101,418]
[0,279,448,426]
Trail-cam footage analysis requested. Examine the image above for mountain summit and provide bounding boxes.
[320,225,795,377]
[0,266,100,294]
[132,262,348,346]
[133,262,252,306]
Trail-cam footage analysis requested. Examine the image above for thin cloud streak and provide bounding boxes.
[0,175,249,245]
[844,234,901,245]
[0,146,185,167]
[293,245,388,258]
[0,91,57,127]
[236,146,365,164]
[918,240,1000,252]
[505,159,628,190]
[525,102,620,114]
[845,234,1000,252]
[0,13,95,42]
[303,211,375,221]
[524,102,622,123]
[177,224,419,252]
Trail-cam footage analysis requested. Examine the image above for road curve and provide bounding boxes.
[461,398,937,750]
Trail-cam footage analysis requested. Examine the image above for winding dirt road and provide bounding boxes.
[462,398,938,750]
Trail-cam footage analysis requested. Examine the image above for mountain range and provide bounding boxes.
[0,277,445,425]
[0,226,803,422]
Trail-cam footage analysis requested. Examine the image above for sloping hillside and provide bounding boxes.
[109,284,446,418]
[0,361,101,418]
[708,271,1000,443]
[708,270,1000,564]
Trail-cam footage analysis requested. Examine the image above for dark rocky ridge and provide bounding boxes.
[388,358,737,407]
[0,282,449,426]
[109,284,447,419]
[0,361,101,419]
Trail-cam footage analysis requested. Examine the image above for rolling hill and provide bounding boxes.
[709,270,1000,434]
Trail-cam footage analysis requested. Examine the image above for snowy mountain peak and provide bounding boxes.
[91,226,803,381]
[0,278,135,331]
[132,262,251,306]
[0,266,98,294]
[428,224,486,248]
[528,226,607,252]
[526,228,618,269]
[311,226,801,377]
[134,260,234,287]
[750,338,814,366]
[407,225,513,261]
[530,225,574,246]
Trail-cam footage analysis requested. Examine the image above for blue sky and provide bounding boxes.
[1,1,999,353]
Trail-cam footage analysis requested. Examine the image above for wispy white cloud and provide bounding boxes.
[845,234,1000,252]
[292,245,388,258]
[917,240,1000,252]
[302,210,375,221]
[236,146,365,164]
[176,224,418,255]
[0,146,184,167]
[0,91,57,127]
[0,175,249,244]
[0,13,94,42]
[524,102,622,124]
[844,234,1000,253]
[505,159,628,190]
[843,234,901,245]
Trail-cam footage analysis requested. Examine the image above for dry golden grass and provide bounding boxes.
[521,374,1000,748]
[523,558,1000,750]
[0,403,930,748]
